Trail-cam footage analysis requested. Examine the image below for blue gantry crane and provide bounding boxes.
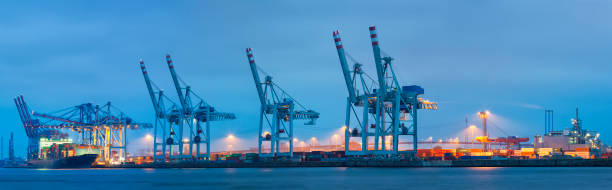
[333,26,437,156]
[139,59,182,162]
[246,48,319,157]
[333,30,380,155]
[141,55,235,161]
[14,95,150,163]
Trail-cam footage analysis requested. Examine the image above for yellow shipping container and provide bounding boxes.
[538,148,553,152]
[538,151,551,156]
[521,148,534,152]
[456,148,470,153]
[471,152,493,156]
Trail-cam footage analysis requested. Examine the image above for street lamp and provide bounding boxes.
[226,134,236,153]
[145,134,153,156]
[469,125,477,148]
[332,134,339,145]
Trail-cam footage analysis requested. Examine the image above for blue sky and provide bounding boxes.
[1,1,611,157]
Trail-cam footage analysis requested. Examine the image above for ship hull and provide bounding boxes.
[28,154,98,169]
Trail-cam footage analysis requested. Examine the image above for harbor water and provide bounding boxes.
[1,167,611,190]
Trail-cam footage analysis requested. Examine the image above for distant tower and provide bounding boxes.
[9,132,14,161]
[544,109,554,134]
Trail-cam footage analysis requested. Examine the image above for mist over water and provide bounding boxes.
[1,167,611,190]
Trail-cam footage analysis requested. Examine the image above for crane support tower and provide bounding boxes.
[246,48,320,157]
[333,26,437,156]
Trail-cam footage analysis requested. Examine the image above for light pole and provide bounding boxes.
[310,137,317,152]
[226,134,235,154]
[340,126,347,147]
[469,125,476,149]
[145,134,153,156]
[332,134,339,148]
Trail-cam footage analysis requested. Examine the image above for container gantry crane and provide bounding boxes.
[14,95,151,163]
[246,48,320,157]
[334,26,437,156]
[333,30,379,155]
[164,55,236,160]
[140,59,182,162]
[368,26,437,155]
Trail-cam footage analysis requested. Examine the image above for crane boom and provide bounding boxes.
[369,26,386,97]
[165,54,188,112]
[32,112,83,125]
[14,97,33,137]
[17,96,36,136]
[246,48,267,106]
[139,59,162,117]
[333,31,357,102]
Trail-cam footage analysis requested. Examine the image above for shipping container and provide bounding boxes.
[575,147,589,152]
[521,148,534,152]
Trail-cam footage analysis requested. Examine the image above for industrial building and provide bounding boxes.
[534,108,602,159]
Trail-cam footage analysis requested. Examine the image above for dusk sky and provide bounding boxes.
[1,1,611,157]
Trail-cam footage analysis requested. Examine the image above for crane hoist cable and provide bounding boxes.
[488,120,510,136]
[345,51,378,88]
[253,64,313,111]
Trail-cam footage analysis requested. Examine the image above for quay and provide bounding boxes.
[99,159,612,168]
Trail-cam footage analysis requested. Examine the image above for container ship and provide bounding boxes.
[27,139,99,169]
